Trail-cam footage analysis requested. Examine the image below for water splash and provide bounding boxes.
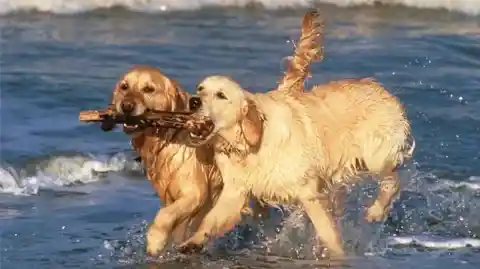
[100,161,480,267]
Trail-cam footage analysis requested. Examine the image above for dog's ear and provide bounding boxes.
[110,76,125,107]
[241,99,264,148]
[168,79,187,111]
[109,83,119,105]
[175,91,188,111]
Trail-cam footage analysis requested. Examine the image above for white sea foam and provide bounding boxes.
[432,176,480,191]
[0,152,142,196]
[416,173,480,192]
[386,235,480,249]
[0,0,478,15]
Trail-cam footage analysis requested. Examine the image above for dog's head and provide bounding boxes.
[106,65,187,136]
[188,75,264,150]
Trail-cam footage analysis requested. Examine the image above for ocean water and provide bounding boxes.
[1,0,480,268]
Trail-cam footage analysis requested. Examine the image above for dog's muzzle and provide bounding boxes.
[118,100,142,134]
[121,100,136,115]
[187,117,216,147]
[186,97,212,143]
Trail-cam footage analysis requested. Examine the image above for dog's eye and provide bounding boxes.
[120,82,129,90]
[196,85,204,92]
[216,92,228,100]
[143,86,155,93]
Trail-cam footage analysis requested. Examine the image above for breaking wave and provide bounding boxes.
[0,151,143,196]
[0,0,479,16]
[386,235,480,249]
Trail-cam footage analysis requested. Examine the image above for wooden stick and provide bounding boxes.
[78,107,211,131]
[79,109,113,121]
[79,107,192,122]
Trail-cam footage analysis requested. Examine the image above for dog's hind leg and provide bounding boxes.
[301,196,345,257]
[365,170,400,223]
[146,195,203,256]
[177,185,247,253]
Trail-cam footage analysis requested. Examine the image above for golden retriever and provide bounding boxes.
[106,10,325,256]
[177,75,415,257]
[107,65,225,256]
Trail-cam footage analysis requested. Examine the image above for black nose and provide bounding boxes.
[188,97,202,112]
[121,101,135,114]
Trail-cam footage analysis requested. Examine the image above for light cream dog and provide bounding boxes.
[178,76,415,257]
[106,9,325,257]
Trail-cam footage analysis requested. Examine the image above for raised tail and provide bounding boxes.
[391,135,416,172]
[405,136,416,159]
[277,9,325,93]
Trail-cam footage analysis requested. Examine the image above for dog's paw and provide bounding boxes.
[146,245,161,257]
[176,241,204,254]
[146,226,168,257]
[365,202,387,223]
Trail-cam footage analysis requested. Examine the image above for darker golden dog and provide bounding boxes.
[108,65,226,256]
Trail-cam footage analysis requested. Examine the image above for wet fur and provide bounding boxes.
[179,75,415,257]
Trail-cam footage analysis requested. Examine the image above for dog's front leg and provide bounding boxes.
[301,196,345,258]
[170,219,189,244]
[146,195,203,257]
[177,185,247,254]
[365,170,400,222]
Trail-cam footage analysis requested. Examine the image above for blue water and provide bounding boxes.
[1,4,480,269]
